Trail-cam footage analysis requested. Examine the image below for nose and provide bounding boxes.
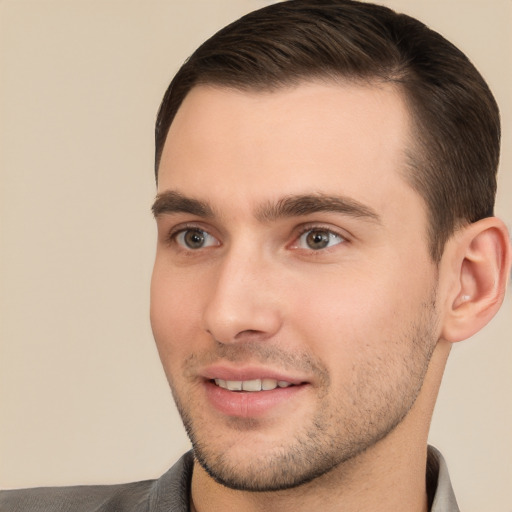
[202,248,283,344]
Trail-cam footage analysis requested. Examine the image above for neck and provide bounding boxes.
[190,342,450,512]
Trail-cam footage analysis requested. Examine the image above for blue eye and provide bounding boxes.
[175,229,219,249]
[297,229,344,250]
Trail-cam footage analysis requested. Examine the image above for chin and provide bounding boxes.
[193,442,343,492]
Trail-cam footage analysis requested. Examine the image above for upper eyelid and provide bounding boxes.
[168,222,205,235]
[164,220,217,237]
[173,225,216,239]
[293,222,351,241]
[159,222,217,247]
[291,226,347,250]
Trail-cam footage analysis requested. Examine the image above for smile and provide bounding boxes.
[213,378,295,392]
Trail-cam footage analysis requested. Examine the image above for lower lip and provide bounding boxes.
[204,380,307,418]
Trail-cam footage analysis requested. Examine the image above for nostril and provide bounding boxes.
[203,292,283,344]
[235,329,265,338]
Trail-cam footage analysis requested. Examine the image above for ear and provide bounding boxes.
[440,217,511,343]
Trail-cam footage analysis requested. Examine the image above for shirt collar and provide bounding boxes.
[428,445,460,512]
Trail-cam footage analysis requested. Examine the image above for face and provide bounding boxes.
[151,82,440,491]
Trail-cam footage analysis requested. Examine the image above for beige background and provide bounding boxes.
[0,0,510,510]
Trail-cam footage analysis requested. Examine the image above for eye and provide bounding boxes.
[175,228,219,250]
[295,228,345,250]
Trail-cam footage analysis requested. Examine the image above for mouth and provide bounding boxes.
[202,370,308,417]
[212,378,296,392]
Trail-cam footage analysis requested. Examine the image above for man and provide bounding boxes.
[1,0,510,511]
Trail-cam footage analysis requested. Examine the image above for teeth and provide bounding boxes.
[213,378,294,392]
[226,380,242,391]
[242,379,262,391]
[262,378,278,390]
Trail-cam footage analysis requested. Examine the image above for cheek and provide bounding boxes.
[150,262,205,368]
[287,262,434,365]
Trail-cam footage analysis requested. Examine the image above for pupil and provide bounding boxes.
[307,230,329,249]
[185,230,204,248]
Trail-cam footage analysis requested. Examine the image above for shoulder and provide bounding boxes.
[0,451,194,512]
[0,480,154,512]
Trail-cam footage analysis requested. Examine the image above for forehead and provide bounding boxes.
[158,81,420,222]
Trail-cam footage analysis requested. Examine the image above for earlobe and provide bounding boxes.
[441,217,511,343]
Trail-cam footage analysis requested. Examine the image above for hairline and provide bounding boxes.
[156,74,421,178]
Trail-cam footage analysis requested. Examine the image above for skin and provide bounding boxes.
[150,82,510,512]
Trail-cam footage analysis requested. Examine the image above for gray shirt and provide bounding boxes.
[0,446,459,511]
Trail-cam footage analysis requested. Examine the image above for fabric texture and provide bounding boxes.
[0,446,459,511]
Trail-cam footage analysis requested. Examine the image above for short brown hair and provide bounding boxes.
[155,0,500,262]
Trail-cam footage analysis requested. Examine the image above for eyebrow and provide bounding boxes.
[152,191,214,218]
[152,190,381,225]
[256,194,382,224]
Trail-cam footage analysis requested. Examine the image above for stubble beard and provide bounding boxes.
[168,299,439,492]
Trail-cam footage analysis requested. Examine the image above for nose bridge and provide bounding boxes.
[203,240,282,344]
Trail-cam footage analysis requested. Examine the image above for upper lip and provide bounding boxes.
[200,365,308,385]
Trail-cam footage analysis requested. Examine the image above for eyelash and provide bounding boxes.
[165,223,348,252]
[292,224,347,251]
[166,223,216,248]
